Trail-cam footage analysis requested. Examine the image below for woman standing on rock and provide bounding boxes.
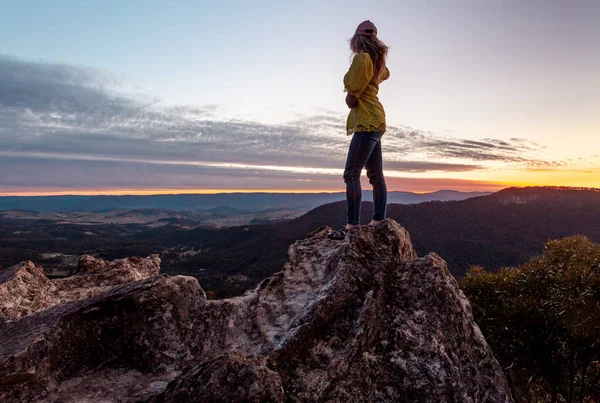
[329,20,390,240]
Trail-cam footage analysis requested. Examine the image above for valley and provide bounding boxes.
[1,187,599,298]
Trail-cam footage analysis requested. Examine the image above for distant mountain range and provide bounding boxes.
[154,186,600,296]
[0,190,489,213]
[2,186,599,298]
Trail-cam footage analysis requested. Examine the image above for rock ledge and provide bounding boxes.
[0,220,513,402]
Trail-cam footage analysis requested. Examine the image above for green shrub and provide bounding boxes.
[461,236,600,402]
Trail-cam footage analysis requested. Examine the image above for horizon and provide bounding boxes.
[1,185,599,198]
[0,188,492,197]
[1,1,599,194]
[0,188,491,197]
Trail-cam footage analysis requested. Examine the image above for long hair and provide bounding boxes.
[350,35,388,82]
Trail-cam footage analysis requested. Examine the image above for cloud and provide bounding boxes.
[0,55,565,191]
[382,126,543,164]
[0,155,504,193]
[384,161,483,172]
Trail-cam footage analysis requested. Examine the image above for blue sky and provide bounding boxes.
[1,0,599,194]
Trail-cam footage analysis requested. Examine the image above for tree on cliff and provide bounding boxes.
[461,236,600,402]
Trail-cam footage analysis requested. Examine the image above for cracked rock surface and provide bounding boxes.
[0,219,513,402]
[0,254,160,325]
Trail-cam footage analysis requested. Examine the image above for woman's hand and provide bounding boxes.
[345,94,358,109]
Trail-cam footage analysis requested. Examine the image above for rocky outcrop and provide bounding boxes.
[0,275,202,402]
[0,254,160,324]
[0,260,53,325]
[161,354,285,402]
[0,220,513,402]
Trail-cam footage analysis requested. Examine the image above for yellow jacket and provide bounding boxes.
[343,52,390,135]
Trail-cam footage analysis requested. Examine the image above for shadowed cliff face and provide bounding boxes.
[0,219,513,402]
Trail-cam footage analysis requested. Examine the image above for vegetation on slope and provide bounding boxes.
[461,236,600,402]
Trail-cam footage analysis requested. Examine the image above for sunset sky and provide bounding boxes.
[1,0,599,195]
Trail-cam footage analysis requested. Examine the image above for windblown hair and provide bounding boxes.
[350,35,388,82]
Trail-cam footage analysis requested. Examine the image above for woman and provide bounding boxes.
[329,20,390,240]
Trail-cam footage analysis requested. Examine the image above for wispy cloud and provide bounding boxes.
[382,126,543,164]
[0,55,572,192]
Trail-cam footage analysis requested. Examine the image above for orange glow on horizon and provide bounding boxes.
[0,188,347,197]
[0,184,509,196]
[2,178,597,197]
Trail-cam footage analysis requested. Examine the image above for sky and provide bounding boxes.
[1,0,599,195]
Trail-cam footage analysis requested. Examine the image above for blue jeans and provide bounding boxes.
[343,131,387,225]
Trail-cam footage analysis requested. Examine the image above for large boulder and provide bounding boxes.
[0,220,513,402]
[0,254,160,324]
[0,261,54,326]
[0,275,204,402]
